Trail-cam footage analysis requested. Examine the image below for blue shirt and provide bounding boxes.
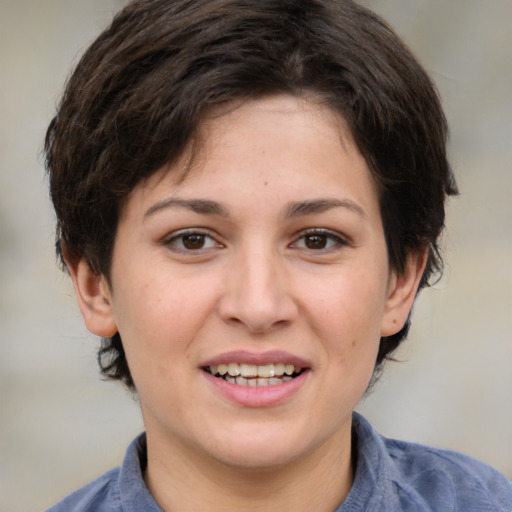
[46,413,512,511]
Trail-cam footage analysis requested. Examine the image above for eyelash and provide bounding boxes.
[162,228,348,254]
[163,229,222,252]
[291,229,348,251]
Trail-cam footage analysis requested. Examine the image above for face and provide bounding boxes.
[73,95,422,472]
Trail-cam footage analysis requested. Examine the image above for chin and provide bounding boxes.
[205,422,323,471]
[215,444,302,471]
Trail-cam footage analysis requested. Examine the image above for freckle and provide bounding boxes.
[264,181,268,186]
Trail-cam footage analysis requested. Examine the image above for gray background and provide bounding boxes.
[1,1,511,511]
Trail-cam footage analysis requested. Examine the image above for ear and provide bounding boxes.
[65,256,118,338]
[380,250,428,337]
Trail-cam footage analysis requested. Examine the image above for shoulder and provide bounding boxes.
[45,432,160,512]
[385,436,512,510]
[349,413,512,511]
[44,467,122,512]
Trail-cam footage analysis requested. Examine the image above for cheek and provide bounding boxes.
[112,268,220,367]
[307,267,387,334]
[299,271,386,430]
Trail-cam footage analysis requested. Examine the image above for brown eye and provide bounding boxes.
[165,231,220,252]
[304,234,328,249]
[292,230,347,251]
[182,234,207,250]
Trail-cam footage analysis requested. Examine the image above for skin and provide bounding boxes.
[68,95,426,511]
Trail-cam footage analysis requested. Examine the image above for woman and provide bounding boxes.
[44,0,512,510]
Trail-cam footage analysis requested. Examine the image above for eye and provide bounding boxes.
[164,230,221,252]
[292,229,347,251]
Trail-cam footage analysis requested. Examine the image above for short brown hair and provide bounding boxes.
[45,0,457,389]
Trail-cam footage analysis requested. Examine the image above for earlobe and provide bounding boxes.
[66,256,118,338]
[380,250,428,337]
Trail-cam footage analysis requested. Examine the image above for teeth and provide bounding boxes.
[211,363,300,378]
[227,363,240,376]
[258,364,274,378]
[206,362,304,386]
[274,363,285,376]
[284,364,295,376]
[240,363,258,377]
[236,376,248,386]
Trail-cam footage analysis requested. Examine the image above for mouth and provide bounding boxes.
[203,363,305,387]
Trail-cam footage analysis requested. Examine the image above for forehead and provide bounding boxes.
[199,95,351,158]
[123,95,379,220]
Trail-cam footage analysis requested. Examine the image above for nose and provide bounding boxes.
[217,247,298,333]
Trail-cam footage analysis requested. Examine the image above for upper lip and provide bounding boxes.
[200,350,311,369]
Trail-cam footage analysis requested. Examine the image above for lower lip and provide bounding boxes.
[202,370,309,407]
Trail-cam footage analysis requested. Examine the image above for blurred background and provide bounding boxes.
[0,1,511,510]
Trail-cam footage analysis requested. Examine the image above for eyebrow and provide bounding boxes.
[144,198,229,218]
[144,196,366,220]
[284,198,366,218]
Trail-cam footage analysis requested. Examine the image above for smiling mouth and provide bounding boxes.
[204,363,305,386]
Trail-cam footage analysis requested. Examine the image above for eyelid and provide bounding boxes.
[291,228,349,250]
[162,228,223,252]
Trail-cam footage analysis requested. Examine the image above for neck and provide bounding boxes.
[143,420,354,512]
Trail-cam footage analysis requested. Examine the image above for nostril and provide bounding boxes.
[222,314,289,333]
